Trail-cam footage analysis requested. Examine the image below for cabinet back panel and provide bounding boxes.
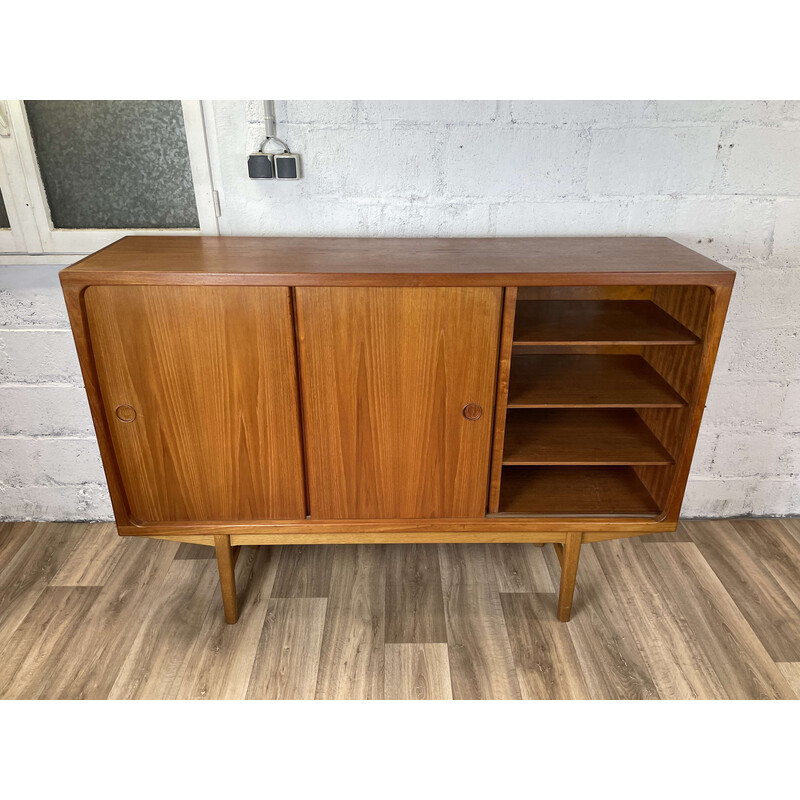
[85,285,306,522]
[295,287,502,519]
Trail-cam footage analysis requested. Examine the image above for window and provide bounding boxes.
[0,100,218,257]
[0,184,16,253]
[0,187,9,228]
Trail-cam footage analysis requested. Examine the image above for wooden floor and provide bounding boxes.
[1,519,799,700]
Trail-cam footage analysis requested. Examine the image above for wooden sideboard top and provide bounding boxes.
[61,235,735,287]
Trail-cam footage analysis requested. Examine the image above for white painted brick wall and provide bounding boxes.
[587,127,721,195]
[1,100,798,520]
[0,264,114,519]
[721,128,800,194]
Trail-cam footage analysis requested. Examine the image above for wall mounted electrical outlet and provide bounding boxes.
[274,153,301,180]
[248,152,274,179]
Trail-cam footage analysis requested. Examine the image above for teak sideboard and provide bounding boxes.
[60,236,735,624]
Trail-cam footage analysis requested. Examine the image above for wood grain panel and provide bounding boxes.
[61,236,735,285]
[497,466,660,516]
[503,409,674,465]
[517,285,655,301]
[145,517,671,539]
[508,355,687,408]
[513,300,700,345]
[488,287,517,513]
[636,284,726,517]
[296,287,502,518]
[85,285,306,523]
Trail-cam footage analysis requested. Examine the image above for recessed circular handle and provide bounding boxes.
[462,402,483,421]
[115,404,137,423]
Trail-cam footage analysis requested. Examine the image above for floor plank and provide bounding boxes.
[686,519,800,662]
[594,539,729,699]
[500,592,590,699]
[315,545,385,700]
[39,537,180,699]
[491,543,554,593]
[781,517,800,543]
[175,546,278,699]
[731,518,800,612]
[439,543,499,588]
[50,523,126,586]
[108,559,222,699]
[246,598,327,700]
[174,542,216,560]
[0,522,84,648]
[543,544,659,699]
[439,544,521,700]
[645,542,795,699]
[385,643,453,700]
[385,543,447,644]
[271,545,334,598]
[0,520,798,700]
[0,522,40,573]
[0,586,101,699]
[776,663,800,699]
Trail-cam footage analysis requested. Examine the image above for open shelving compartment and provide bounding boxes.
[490,285,713,519]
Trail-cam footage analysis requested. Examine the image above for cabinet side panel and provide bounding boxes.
[296,287,502,519]
[61,283,133,525]
[636,284,721,515]
[85,285,306,522]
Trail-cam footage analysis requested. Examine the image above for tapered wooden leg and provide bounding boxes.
[555,532,583,622]
[214,535,240,624]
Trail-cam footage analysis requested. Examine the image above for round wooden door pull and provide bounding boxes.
[115,404,137,423]
[462,402,482,421]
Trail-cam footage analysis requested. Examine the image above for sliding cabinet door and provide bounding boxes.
[86,285,306,522]
[296,287,502,519]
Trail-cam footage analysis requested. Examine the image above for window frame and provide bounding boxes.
[0,99,219,257]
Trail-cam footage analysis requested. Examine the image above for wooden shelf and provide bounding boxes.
[497,466,661,516]
[502,408,674,465]
[513,300,700,345]
[507,354,687,408]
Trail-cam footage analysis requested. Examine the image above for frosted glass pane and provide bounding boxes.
[0,187,9,229]
[24,101,199,229]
